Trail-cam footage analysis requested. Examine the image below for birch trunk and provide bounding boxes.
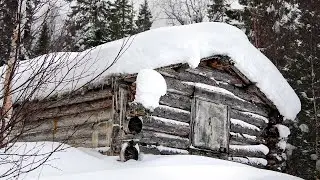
[0,1,20,148]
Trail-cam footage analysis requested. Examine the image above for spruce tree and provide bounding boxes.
[207,0,245,31]
[0,0,15,66]
[109,0,136,40]
[135,0,152,33]
[67,0,110,51]
[234,1,318,178]
[207,0,225,22]
[33,20,50,56]
[283,1,320,178]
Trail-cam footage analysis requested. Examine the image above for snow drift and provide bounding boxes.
[0,142,302,180]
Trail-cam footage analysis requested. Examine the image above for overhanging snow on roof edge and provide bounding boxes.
[0,22,301,120]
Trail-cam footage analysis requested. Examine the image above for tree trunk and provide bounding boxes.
[0,1,20,148]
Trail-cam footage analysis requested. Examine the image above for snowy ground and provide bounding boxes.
[0,142,302,180]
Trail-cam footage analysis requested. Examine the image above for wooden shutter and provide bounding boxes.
[191,98,229,151]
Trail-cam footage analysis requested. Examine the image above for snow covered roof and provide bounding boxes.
[1,22,300,120]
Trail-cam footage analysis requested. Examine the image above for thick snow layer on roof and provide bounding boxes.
[1,22,300,120]
[0,142,302,180]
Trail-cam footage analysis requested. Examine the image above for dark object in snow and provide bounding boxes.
[120,140,140,162]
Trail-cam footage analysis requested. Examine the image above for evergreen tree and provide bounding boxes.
[207,0,246,31]
[33,20,50,56]
[207,0,225,22]
[66,0,110,51]
[109,0,136,40]
[283,1,320,178]
[135,0,152,33]
[0,0,16,66]
[234,0,319,178]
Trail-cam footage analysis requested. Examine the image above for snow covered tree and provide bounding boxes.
[67,0,111,51]
[283,1,320,179]
[33,19,50,56]
[109,0,136,40]
[157,0,208,25]
[136,0,153,33]
[207,0,225,22]
[207,0,246,32]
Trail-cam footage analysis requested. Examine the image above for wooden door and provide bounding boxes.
[191,98,229,152]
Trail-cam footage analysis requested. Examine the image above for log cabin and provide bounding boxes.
[5,23,300,172]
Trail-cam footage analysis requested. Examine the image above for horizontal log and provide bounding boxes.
[230,109,268,129]
[30,88,113,110]
[188,146,228,160]
[229,144,268,158]
[140,131,190,149]
[19,121,112,143]
[29,99,113,121]
[216,83,264,104]
[188,66,242,86]
[230,121,262,137]
[164,76,194,96]
[139,145,188,155]
[156,146,189,155]
[159,66,238,87]
[142,116,190,137]
[229,132,265,145]
[194,87,269,117]
[228,157,267,168]
[152,105,191,123]
[139,145,161,155]
[17,136,108,148]
[160,92,191,111]
[70,138,108,148]
[20,109,113,133]
[160,66,265,105]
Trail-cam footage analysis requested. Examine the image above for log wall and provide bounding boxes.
[15,58,284,170]
[15,88,114,148]
[123,63,273,168]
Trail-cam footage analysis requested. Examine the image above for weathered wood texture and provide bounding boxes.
[159,92,191,111]
[230,109,268,128]
[20,109,112,134]
[188,146,228,160]
[156,65,271,166]
[28,88,113,110]
[194,87,269,116]
[15,88,114,148]
[29,99,112,121]
[15,58,274,169]
[230,122,261,137]
[229,132,265,145]
[152,105,191,123]
[228,157,267,168]
[142,116,190,137]
[19,123,112,148]
[191,99,229,151]
[159,66,266,104]
[139,145,188,155]
[229,145,267,158]
[140,131,190,149]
